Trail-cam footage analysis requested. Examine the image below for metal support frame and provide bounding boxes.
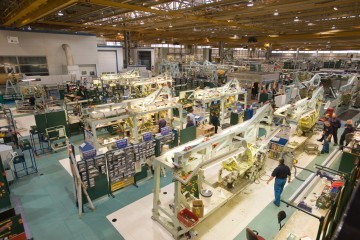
[335,74,359,111]
[152,104,276,239]
[274,86,324,128]
[191,79,247,124]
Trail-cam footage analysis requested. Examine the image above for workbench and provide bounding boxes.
[196,124,215,137]
[274,177,330,240]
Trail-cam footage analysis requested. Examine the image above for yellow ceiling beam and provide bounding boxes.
[17,0,78,27]
[86,0,263,31]
[39,20,124,31]
[4,0,48,26]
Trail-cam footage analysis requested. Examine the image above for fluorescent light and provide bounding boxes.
[247,1,254,7]
[169,24,173,28]
[140,21,144,25]
[333,7,338,10]
[332,25,336,29]
[308,23,314,26]
[274,10,279,16]
[58,11,64,16]
[294,17,299,22]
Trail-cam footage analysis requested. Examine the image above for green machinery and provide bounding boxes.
[45,125,68,152]
[33,110,69,153]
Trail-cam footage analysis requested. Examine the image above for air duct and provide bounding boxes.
[62,44,74,66]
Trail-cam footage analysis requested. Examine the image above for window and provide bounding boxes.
[0,56,49,76]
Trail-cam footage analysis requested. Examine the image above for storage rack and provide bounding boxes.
[268,138,288,160]
[77,154,108,201]
[105,146,136,195]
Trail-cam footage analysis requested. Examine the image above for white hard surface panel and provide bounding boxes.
[98,51,117,74]
[58,154,81,176]
[14,115,36,137]
[106,184,175,240]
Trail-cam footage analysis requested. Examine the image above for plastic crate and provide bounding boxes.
[79,142,96,160]
[177,208,199,228]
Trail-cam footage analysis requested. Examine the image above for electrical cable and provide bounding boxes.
[294,165,306,181]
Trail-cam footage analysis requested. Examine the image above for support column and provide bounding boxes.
[218,41,224,63]
[295,47,299,60]
[265,43,272,60]
[203,48,210,62]
[124,31,131,69]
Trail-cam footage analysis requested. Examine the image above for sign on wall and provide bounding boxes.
[7,36,19,44]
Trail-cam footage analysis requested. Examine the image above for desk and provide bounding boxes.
[275,178,330,240]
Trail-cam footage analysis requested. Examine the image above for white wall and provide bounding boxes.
[97,46,124,74]
[0,29,98,83]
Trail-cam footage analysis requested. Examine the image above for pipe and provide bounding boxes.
[62,44,74,66]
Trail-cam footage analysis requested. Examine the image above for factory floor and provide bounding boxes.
[6,105,359,240]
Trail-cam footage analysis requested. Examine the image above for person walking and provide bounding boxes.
[321,121,333,154]
[267,159,291,207]
[210,112,220,134]
[330,113,341,146]
[339,119,355,150]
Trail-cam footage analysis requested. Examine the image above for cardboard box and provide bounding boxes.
[192,200,204,218]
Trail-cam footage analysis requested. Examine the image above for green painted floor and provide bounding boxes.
[234,110,360,240]
[10,134,173,240]
[8,108,359,240]
[234,145,341,240]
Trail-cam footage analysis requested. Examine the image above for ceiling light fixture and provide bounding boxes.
[308,23,314,26]
[332,25,336,29]
[333,7,338,11]
[169,24,173,28]
[247,1,254,7]
[294,16,299,22]
[58,11,64,16]
[140,21,144,25]
[274,10,279,16]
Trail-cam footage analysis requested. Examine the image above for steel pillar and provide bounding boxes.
[124,31,131,69]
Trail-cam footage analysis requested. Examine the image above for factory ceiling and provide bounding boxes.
[1,0,360,50]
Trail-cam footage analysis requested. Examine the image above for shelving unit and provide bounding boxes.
[268,138,288,160]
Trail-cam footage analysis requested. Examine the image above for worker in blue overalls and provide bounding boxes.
[321,121,333,154]
[267,159,291,207]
